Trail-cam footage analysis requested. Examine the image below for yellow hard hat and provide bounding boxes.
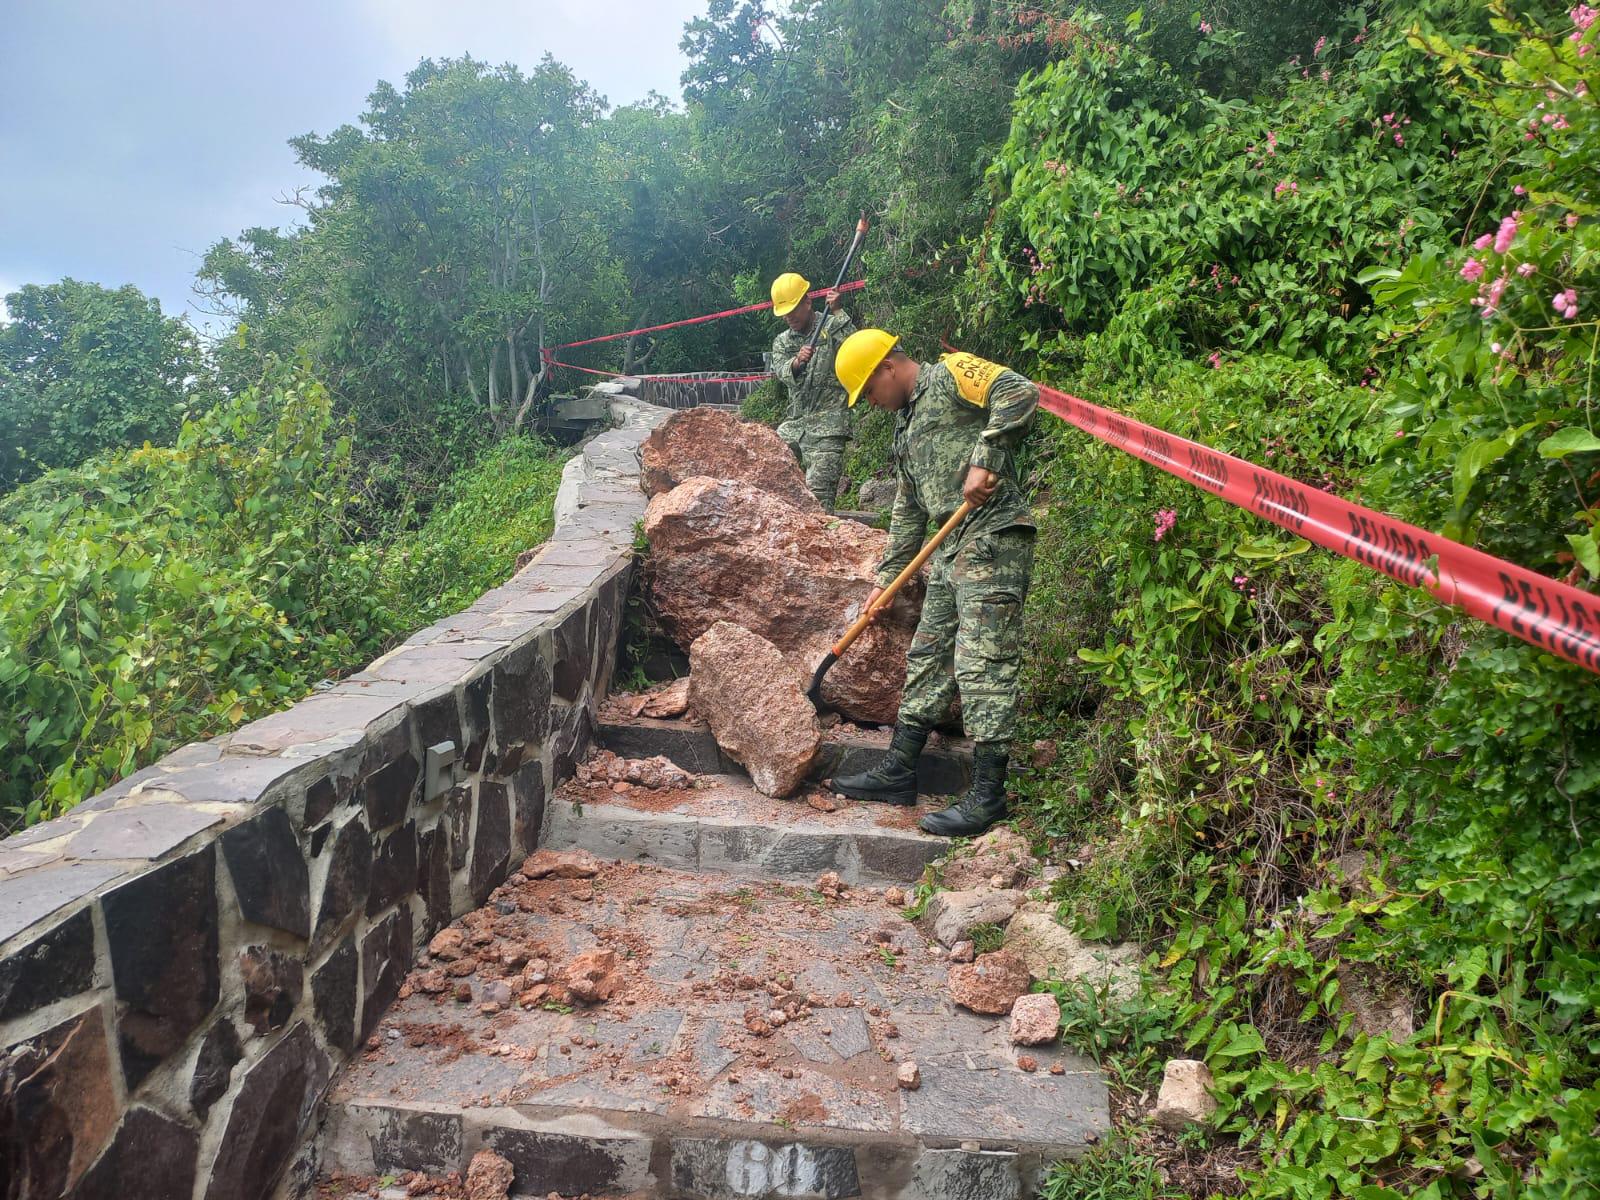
[835,328,899,407]
[770,272,810,317]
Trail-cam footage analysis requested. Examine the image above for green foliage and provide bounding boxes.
[994,5,1600,1197]
[374,436,566,632]
[1041,1134,1181,1200]
[0,362,380,828]
[0,280,206,489]
[971,2,1495,372]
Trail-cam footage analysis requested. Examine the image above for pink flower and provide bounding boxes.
[1494,214,1519,254]
[1518,261,1537,277]
[1474,233,1494,250]
[1200,20,1212,33]
[1514,185,1527,195]
[1274,178,1299,197]
[1571,5,1597,33]
[1483,274,1509,317]
[1460,258,1486,281]
[1314,36,1327,57]
[1568,212,1581,229]
[1208,351,1222,369]
[1153,509,1177,542]
[1554,288,1580,319]
[1394,132,1405,146]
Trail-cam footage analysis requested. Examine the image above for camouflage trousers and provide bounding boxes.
[778,420,847,513]
[898,525,1035,749]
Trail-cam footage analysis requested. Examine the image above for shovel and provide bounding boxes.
[795,212,870,379]
[805,500,974,707]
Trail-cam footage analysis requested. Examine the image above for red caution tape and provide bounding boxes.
[1036,382,1600,674]
[553,279,868,351]
[542,355,772,385]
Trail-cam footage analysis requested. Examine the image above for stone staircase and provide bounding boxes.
[312,718,1110,1199]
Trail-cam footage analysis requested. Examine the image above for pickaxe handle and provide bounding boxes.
[796,213,870,376]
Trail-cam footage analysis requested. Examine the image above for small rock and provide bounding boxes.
[446,958,478,978]
[948,941,975,964]
[563,948,621,1004]
[1154,1059,1218,1131]
[947,951,1032,1015]
[478,1002,501,1015]
[454,982,472,1003]
[806,793,838,814]
[520,848,603,880]
[883,887,906,907]
[1009,993,1061,1046]
[941,827,1038,891]
[896,1061,921,1090]
[415,969,449,994]
[483,980,513,1007]
[1017,1055,1038,1073]
[816,871,845,899]
[428,928,466,961]
[612,780,631,794]
[465,1148,515,1200]
[833,992,854,1007]
[924,888,1023,948]
[1049,1063,1065,1075]
[639,677,693,719]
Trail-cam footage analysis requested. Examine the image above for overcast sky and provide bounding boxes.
[0,0,708,327]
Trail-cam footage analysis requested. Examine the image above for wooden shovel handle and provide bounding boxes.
[829,500,974,657]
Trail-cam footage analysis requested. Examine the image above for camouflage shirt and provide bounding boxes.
[771,309,856,438]
[876,354,1039,588]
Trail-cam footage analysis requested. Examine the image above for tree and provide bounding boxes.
[0,280,202,490]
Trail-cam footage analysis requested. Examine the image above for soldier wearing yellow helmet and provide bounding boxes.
[830,328,1039,838]
[769,272,855,512]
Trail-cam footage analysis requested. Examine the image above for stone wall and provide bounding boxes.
[0,399,666,1200]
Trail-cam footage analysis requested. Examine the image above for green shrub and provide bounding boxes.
[0,363,381,828]
[374,435,567,633]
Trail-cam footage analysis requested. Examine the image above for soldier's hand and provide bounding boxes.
[825,288,843,312]
[863,586,886,622]
[963,465,999,506]
[794,345,816,367]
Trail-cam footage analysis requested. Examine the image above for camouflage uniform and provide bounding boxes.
[877,355,1038,749]
[772,309,856,511]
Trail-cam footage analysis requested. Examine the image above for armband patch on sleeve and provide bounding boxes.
[939,352,1007,408]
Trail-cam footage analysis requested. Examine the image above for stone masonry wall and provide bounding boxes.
[0,398,667,1200]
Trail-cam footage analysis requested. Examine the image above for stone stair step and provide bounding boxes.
[319,859,1108,1199]
[542,775,950,887]
[599,714,973,797]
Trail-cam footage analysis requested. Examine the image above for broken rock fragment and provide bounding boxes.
[923,888,1023,948]
[520,848,603,880]
[1154,1059,1218,1131]
[940,828,1038,891]
[638,676,693,719]
[1009,993,1061,1046]
[640,406,821,512]
[689,621,821,797]
[465,1149,515,1200]
[563,948,621,1004]
[947,950,1032,1015]
[896,1061,921,1090]
[645,476,924,725]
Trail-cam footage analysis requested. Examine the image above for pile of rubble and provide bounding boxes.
[637,408,927,797]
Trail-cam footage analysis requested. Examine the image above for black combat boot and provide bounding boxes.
[919,745,1009,836]
[832,721,929,806]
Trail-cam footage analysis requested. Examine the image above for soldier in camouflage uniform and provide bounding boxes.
[770,275,855,512]
[829,329,1038,837]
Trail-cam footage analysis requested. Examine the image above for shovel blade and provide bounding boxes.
[805,652,838,708]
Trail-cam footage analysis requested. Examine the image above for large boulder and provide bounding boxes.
[640,407,820,512]
[689,621,822,797]
[645,477,924,725]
